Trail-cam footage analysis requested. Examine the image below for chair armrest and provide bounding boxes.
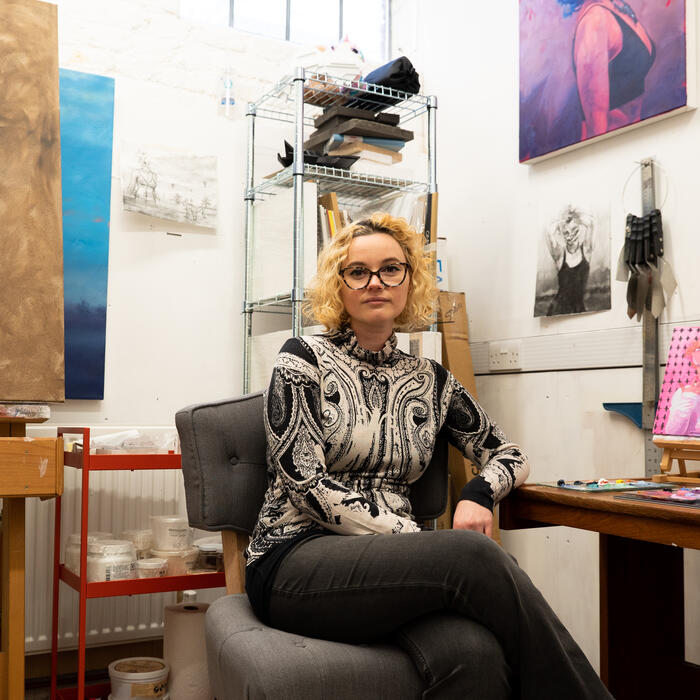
[222,531,249,594]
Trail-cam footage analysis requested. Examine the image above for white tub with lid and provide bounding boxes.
[121,529,153,559]
[86,540,136,582]
[108,656,169,699]
[64,532,113,573]
[149,546,198,576]
[150,515,191,550]
[136,557,168,578]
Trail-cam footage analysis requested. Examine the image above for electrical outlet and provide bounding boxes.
[488,339,522,372]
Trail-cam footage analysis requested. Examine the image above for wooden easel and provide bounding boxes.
[651,436,700,485]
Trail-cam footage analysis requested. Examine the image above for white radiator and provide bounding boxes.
[24,427,223,654]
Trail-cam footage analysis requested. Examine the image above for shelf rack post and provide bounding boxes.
[291,66,306,337]
[427,95,438,332]
[427,95,438,195]
[243,102,257,393]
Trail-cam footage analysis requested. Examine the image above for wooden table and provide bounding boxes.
[500,484,700,700]
[1,407,63,700]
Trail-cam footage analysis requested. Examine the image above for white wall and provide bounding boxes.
[42,0,310,428]
[393,0,700,671]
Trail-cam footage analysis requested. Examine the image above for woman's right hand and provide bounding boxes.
[453,499,494,538]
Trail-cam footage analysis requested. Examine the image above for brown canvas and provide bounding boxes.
[0,0,65,402]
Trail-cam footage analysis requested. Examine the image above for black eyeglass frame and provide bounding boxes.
[338,262,411,290]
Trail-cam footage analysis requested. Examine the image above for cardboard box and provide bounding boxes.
[438,292,477,397]
[437,292,501,541]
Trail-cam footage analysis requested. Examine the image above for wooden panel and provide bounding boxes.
[0,0,64,402]
[0,437,63,497]
[1,498,26,700]
[0,405,50,423]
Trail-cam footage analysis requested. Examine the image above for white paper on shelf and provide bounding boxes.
[396,331,442,363]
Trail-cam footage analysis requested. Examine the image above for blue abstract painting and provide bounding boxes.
[60,69,115,399]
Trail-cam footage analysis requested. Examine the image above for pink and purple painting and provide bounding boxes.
[520,0,693,163]
[654,326,700,437]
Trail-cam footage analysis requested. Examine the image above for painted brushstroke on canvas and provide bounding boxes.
[0,0,65,402]
[60,69,115,399]
[654,326,700,437]
[121,142,218,228]
[534,204,610,317]
[520,0,692,163]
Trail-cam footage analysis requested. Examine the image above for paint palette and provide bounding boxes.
[628,488,700,503]
[615,488,700,509]
[541,479,661,492]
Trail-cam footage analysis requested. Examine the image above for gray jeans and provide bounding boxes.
[268,529,613,700]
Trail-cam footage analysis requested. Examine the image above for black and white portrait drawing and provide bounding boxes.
[534,204,610,317]
[121,142,218,228]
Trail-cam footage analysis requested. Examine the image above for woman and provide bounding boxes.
[666,339,700,437]
[546,205,594,315]
[561,0,655,139]
[245,213,613,699]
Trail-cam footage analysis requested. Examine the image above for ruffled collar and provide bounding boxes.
[334,327,398,364]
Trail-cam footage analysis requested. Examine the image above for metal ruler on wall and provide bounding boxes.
[641,159,663,477]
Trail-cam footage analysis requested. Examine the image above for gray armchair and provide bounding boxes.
[176,392,510,700]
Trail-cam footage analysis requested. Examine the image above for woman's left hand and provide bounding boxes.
[453,500,493,538]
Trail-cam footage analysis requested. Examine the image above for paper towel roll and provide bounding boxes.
[163,603,213,700]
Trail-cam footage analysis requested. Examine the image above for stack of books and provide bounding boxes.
[304,105,412,172]
[324,134,404,165]
[317,191,349,248]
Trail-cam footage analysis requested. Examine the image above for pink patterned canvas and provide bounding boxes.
[654,326,700,436]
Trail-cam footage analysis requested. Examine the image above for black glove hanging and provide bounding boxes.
[617,209,675,320]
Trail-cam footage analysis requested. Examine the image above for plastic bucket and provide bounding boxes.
[108,657,169,699]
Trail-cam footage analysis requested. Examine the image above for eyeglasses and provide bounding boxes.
[339,262,411,290]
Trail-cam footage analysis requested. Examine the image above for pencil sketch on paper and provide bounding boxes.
[120,141,218,227]
[533,203,611,318]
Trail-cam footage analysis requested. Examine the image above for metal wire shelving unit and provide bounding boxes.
[242,67,437,391]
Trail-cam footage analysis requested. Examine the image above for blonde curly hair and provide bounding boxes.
[304,212,438,332]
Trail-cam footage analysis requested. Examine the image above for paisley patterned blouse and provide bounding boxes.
[245,328,529,565]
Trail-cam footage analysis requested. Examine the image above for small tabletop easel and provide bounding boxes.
[651,436,700,485]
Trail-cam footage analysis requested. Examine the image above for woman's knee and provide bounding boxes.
[441,529,513,567]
